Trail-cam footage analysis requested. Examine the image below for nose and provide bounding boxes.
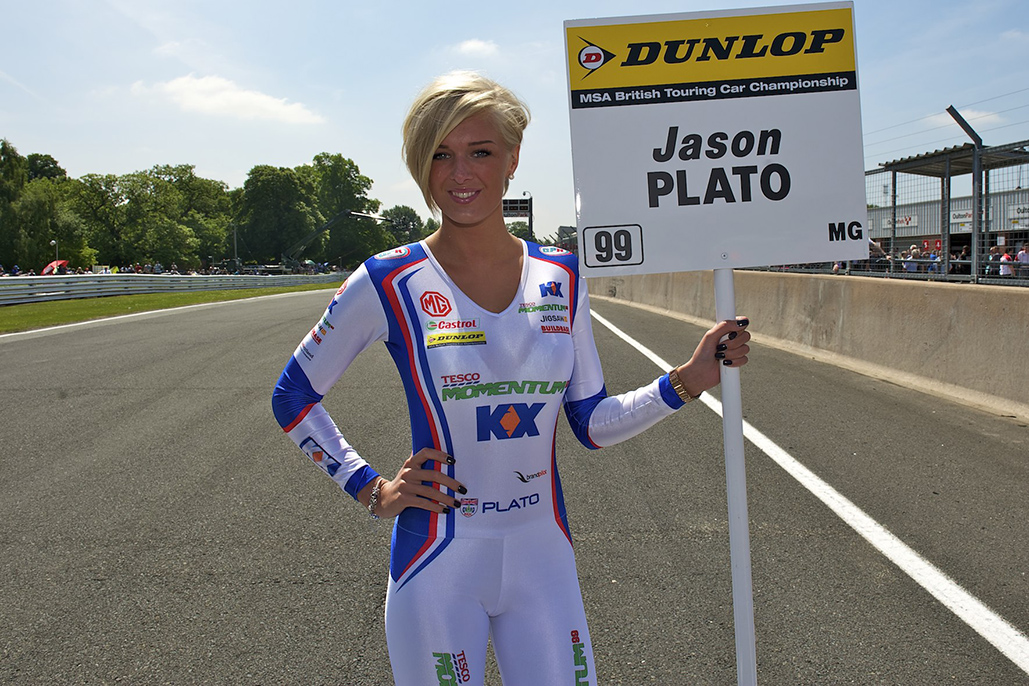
[450,155,473,183]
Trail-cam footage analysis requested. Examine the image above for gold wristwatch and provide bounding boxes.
[668,368,702,403]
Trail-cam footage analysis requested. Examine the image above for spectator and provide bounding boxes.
[903,248,920,273]
[985,246,1000,276]
[1017,242,1029,278]
[999,248,1015,277]
[927,250,939,273]
[955,245,971,275]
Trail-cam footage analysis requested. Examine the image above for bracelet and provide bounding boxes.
[367,478,386,520]
[668,367,702,403]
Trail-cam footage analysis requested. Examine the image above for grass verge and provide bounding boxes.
[0,282,336,335]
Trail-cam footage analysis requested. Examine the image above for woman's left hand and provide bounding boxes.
[675,318,751,397]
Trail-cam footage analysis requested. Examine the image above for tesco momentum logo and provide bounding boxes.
[420,291,452,317]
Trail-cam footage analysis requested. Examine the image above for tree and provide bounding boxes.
[27,153,67,181]
[13,177,94,270]
[309,153,376,218]
[69,173,126,265]
[506,220,532,241]
[236,165,321,264]
[2,143,96,270]
[381,205,426,245]
[0,139,29,265]
[0,139,27,202]
[119,171,201,265]
[303,153,385,266]
[149,165,232,267]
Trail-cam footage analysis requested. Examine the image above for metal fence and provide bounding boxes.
[0,273,342,306]
[755,138,1029,286]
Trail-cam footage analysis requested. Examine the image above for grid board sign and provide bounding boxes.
[565,2,868,276]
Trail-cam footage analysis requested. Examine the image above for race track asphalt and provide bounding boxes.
[1,289,1026,685]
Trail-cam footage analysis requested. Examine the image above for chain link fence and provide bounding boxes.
[757,138,1029,286]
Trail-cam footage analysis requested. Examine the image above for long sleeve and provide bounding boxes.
[562,280,685,449]
[271,264,389,499]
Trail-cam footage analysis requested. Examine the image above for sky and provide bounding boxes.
[2,0,1028,241]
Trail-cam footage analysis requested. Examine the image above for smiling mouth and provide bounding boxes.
[450,190,478,201]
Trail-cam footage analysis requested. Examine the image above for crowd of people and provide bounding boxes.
[0,258,347,278]
[828,240,1029,278]
[0,261,184,276]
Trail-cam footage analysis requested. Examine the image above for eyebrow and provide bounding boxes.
[436,139,496,149]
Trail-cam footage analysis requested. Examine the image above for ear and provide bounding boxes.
[507,144,520,178]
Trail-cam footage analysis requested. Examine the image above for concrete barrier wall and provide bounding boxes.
[588,271,1029,421]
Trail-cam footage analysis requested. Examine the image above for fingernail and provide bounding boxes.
[715,352,725,359]
[728,331,738,340]
[737,318,749,327]
[723,359,733,366]
[453,499,462,508]
[458,485,468,495]
[441,507,451,515]
[716,343,727,351]
[446,455,456,465]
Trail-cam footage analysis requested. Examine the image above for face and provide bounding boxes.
[429,113,519,229]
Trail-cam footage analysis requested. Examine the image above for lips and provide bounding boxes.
[449,189,480,203]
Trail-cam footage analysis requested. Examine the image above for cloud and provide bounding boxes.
[454,39,499,57]
[132,74,324,124]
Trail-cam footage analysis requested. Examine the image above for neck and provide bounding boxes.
[427,217,520,264]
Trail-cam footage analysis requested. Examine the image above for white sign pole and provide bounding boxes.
[714,267,757,686]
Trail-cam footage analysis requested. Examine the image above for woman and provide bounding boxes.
[272,71,750,685]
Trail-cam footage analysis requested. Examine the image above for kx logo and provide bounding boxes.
[476,403,545,441]
[539,281,563,298]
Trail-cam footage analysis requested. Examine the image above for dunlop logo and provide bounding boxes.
[567,7,856,93]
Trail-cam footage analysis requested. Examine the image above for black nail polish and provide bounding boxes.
[446,455,456,465]
[737,318,749,327]
[458,485,468,495]
[717,343,727,351]
[723,359,733,366]
[441,507,451,515]
[453,499,462,508]
[728,331,738,340]
[715,352,725,359]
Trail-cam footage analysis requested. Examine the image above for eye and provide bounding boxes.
[432,150,450,161]
[471,148,492,158]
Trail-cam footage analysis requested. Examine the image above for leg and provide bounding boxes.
[489,524,597,685]
[385,536,500,685]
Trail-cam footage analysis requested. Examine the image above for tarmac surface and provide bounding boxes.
[2,289,1027,685]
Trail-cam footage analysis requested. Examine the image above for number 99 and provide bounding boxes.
[594,229,633,263]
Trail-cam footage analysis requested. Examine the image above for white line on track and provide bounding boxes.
[590,308,1029,675]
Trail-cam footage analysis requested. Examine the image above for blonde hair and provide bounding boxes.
[402,71,530,213]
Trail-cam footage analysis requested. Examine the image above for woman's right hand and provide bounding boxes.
[372,448,466,519]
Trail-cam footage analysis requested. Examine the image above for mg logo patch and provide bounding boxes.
[420,291,452,317]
